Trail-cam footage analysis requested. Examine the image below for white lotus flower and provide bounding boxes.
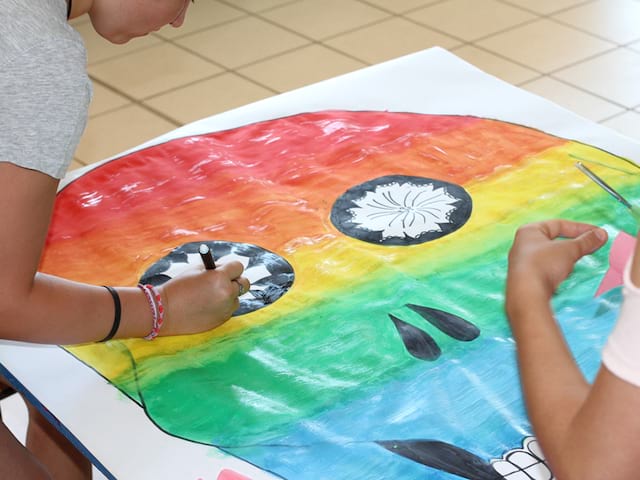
[348,182,459,240]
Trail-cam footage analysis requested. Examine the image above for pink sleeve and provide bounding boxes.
[602,260,640,387]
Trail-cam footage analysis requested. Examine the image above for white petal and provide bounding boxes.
[348,181,460,239]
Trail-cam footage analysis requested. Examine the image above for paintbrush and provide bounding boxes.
[574,161,640,222]
[569,152,640,175]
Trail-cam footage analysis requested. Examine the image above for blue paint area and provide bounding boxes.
[228,286,621,479]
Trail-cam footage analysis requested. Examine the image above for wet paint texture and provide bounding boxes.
[41,112,638,478]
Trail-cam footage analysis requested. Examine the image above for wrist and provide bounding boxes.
[155,284,174,336]
[505,279,552,323]
[138,284,166,340]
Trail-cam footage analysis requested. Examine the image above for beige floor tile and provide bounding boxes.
[223,0,296,13]
[502,0,589,15]
[238,44,366,92]
[406,0,536,42]
[88,82,131,117]
[176,16,308,68]
[75,105,177,164]
[261,0,389,40]
[73,22,161,65]
[521,76,624,122]
[145,73,274,124]
[67,159,87,173]
[88,43,222,100]
[326,17,460,65]
[362,0,442,14]
[477,18,614,73]
[553,0,640,45]
[600,110,640,142]
[155,0,246,40]
[553,48,640,108]
[451,45,539,85]
[68,14,90,26]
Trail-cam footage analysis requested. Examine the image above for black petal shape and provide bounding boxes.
[406,304,480,341]
[377,439,502,480]
[389,314,441,361]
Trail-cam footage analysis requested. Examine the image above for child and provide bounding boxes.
[506,219,640,480]
[0,0,249,478]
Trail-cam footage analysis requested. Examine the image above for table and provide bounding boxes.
[2,47,640,480]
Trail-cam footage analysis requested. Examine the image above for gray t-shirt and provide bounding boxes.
[0,0,92,179]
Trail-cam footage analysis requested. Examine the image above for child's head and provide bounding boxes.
[85,0,192,44]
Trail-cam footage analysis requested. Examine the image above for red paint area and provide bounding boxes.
[42,111,565,286]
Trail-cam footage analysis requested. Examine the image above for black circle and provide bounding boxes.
[330,175,472,246]
[139,241,294,316]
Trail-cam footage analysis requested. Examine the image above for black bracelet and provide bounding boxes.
[99,286,121,342]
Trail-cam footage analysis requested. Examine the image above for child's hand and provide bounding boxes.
[505,220,607,316]
[157,260,249,336]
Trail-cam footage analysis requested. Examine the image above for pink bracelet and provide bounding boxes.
[138,284,165,340]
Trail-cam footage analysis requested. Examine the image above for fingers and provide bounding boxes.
[515,220,607,252]
[511,219,608,268]
[212,261,250,296]
[216,260,245,279]
[519,219,607,264]
[537,219,606,242]
[573,227,608,255]
[537,220,607,259]
[231,277,250,297]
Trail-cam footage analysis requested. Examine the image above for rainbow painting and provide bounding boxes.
[41,111,636,479]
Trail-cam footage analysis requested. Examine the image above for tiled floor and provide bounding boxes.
[66,0,640,174]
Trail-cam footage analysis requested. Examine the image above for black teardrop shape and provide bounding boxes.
[406,304,480,341]
[377,439,501,480]
[389,314,441,361]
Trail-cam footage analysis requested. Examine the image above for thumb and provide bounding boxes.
[572,228,608,257]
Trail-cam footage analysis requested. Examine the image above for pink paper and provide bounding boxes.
[217,470,251,480]
[595,231,636,296]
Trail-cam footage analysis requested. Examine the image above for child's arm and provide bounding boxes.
[506,219,640,480]
[0,162,247,344]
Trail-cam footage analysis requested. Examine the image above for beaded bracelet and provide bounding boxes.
[99,286,121,342]
[138,284,165,340]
